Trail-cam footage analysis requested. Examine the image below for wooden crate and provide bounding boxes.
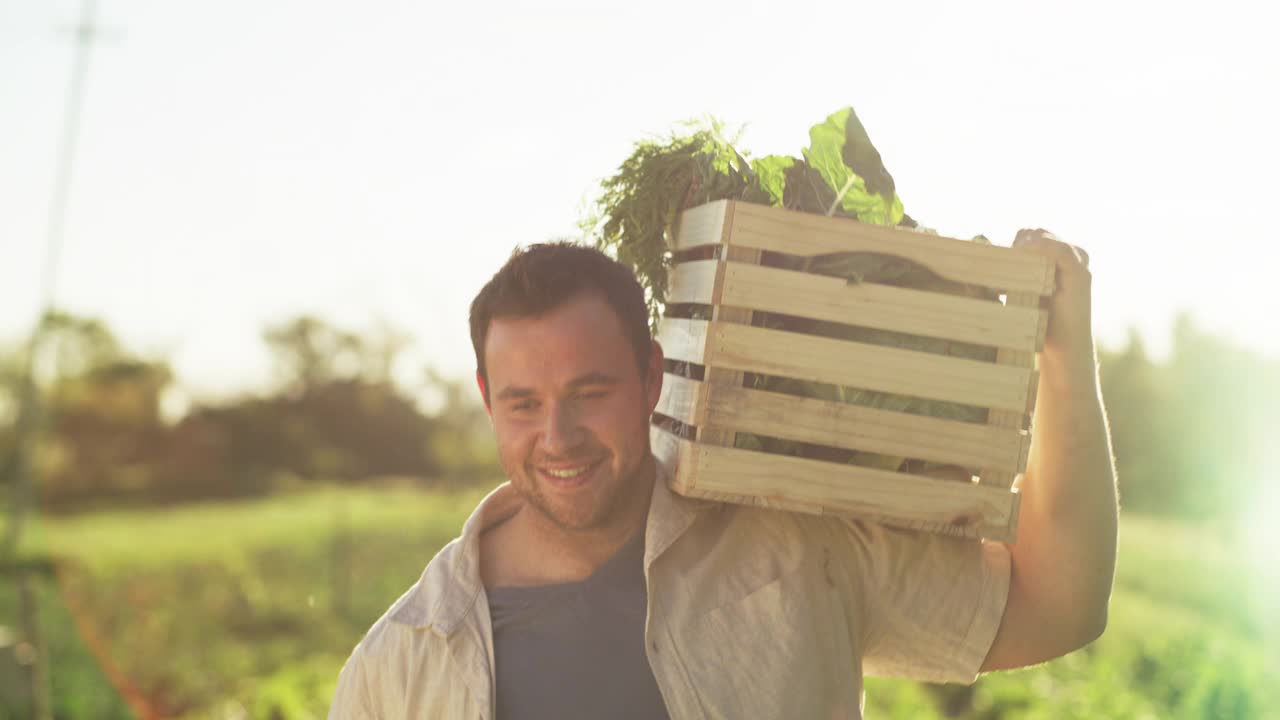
[650,199,1056,542]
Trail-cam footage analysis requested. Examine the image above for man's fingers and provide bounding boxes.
[1013,228,1090,271]
[1073,245,1090,269]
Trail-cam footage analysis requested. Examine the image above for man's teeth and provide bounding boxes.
[546,465,590,478]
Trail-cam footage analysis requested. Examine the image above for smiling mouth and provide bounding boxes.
[537,458,604,483]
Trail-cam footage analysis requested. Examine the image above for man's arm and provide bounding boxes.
[980,229,1119,672]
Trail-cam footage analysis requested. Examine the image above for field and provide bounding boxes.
[3,484,1278,719]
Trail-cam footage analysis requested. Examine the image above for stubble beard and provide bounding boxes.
[515,437,654,534]
[523,455,642,533]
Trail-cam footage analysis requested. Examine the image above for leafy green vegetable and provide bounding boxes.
[801,107,904,224]
[584,108,1000,477]
[581,122,770,330]
[751,155,795,207]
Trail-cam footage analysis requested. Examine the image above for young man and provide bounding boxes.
[330,234,1118,719]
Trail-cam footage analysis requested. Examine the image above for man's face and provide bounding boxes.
[482,291,662,532]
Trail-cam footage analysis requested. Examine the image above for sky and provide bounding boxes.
[2,0,1276,401]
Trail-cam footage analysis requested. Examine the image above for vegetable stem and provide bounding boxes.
[826,173,859,217]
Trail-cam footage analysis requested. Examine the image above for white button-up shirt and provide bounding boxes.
[329,461,1010,718]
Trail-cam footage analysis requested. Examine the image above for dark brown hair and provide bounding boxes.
[469,242,652,404]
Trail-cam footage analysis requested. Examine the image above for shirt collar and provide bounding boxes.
[392,453,714,635]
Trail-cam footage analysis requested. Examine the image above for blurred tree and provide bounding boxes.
[422,368,497,483]
[41,359,173,507]
[1094,313,1280,526]
[1,311,457,509]
[361,321,414,386]
[264,316,363,393]
[1097,329,1171,514]
[1161,313,1277,526]
[1,311,176,509]
[17,308,1272,519]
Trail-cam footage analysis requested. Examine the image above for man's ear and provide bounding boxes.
[645,340,665,414]
[476,370,492,417]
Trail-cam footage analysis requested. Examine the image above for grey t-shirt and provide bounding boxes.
[486,529,670,720]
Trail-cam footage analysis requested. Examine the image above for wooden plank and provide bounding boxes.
[981,291,1041,486]
[671,199,732,251]
[700,241,760,448]
[720,261,1042,353]
[653,424,692,494]
[656,318,710,365]
[650,424,696,494]
[655,372,706,427]
[726,201,1056,296]
[666,260,720,305]
[702,383,1025,474]
[655,426,830,515]
[708,322,1036,413]
[685,441,1018,542]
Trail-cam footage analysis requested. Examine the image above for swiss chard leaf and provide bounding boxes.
[801,107,904,226]
[751,155,796,207]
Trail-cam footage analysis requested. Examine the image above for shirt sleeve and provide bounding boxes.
[329,643,379,720]
[851,521,1011,684]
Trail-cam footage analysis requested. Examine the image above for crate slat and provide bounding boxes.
[656,372,707,427]
[664,374,1028,473]
[671,199,733,251]
[657,318,710,366]
[708,321,1037,414]
[720,261,1046,353]
[651,423,693,494]
[725,202,1056,296]
[980,291,1042,486]
[653,427,1018,542]
[700,245,762,448]
[667,260,720,305]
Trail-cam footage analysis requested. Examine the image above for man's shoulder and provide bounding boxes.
[672,496,933,583]
[331,539,471,717]
[352,536,465,657]
[690,496,860,544]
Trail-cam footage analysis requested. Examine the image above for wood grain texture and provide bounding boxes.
[700,240,761,449]
[656,318,710,365]
[980,292,1041,486]
[709,321,1036,413]
[674,436,1019,542]
[701,381,1025,473]
[720,261,1043,352]
[727,201,1056,296]
[670,200,732,251]
[650,425,694,493]
[666,260,720,305]
[655,372,707,427]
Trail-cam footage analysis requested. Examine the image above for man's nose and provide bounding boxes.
[540,402,586,455]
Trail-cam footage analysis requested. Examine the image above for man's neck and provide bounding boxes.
[481,465,656,589]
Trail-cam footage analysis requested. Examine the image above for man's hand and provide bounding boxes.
[1012,228,1093,365]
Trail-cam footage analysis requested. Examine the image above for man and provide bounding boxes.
[329,231,1118,718]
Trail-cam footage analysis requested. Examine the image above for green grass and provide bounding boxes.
[18,484,489,571]
[3,492,1277,718]
[3,483,492,719]
[869,512,1280,719]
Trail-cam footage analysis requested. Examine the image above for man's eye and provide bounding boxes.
[511,401,537,412]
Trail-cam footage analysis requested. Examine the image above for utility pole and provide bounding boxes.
[3,1,107,718]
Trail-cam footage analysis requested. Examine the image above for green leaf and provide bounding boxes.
[751,155,795,207]
[801,107,904,226]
